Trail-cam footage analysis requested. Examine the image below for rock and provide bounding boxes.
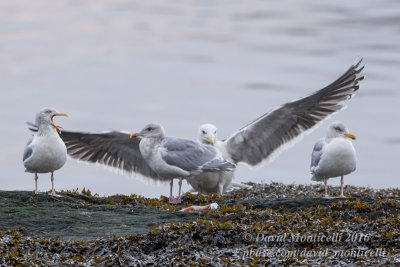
[0,183,399,265]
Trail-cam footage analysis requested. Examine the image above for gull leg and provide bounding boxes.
[218,183,224,196]
[169,178,177,204]
[49,172,62,198]
[169,178,182,204]
[177,178,183,204]
[169,178,173,200]
[34,173,38,194]
[323,178,332,199]
[337,175,346,198]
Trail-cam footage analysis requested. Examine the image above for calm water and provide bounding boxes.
[1,0,399,197]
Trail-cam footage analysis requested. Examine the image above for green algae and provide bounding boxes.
[0,190,198,239]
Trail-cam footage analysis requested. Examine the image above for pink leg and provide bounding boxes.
[169,179,174,203]
[177,178,183,203]
[48,172,62,197]
[34,173,38,194]
[169,178,183,204]
[323,178,332,199]
[337,175,346,198]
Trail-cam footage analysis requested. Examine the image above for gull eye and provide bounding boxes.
[146,127,152,131]
[202,130,206,134]
[45,110,52,114]
[214,131,216,134]
[334,126,342,132]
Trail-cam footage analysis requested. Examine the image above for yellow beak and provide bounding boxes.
[51,113,68,134]
[209,138,215,146]
[54,113,68,118]
[130,133,141,139]
[345,133,356,140]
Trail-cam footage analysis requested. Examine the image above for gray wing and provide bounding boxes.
[201,158,236,172]
[223,59,364,166]
[23,139,33,162]
[59,130,161,180]
[311,139,325,169]
[161,138,221,172]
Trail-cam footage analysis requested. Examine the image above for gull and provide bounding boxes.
[193,123,248,195]
[29,123,235,204]
[311,122,357,198]
[27,59,364,200]
[23,107,68,197]
[191,60,363,194]
[130,123,235,203]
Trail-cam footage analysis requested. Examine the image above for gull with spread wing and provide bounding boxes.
[193,59,363,194]
[27,59,364,201]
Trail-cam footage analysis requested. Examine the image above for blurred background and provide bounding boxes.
[1,0,399,197]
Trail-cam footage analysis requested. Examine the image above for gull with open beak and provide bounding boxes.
[23,107,68,197]
[311,122,357,198]
[25,59,364,201]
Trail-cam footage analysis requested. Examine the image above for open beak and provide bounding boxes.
[51,113,68,134]
[130,133,141,139]
[345,133,356,140]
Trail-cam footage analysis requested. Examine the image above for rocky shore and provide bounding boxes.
[1,182,399,266]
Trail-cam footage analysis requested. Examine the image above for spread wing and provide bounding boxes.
[222,59,364,166]
[59,130,161,180]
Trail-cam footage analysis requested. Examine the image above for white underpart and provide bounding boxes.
[192,124,236,195]
[24,126,67,173]
[311,138,356,181]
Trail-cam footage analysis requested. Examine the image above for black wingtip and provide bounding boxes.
[353,57,363,68]
[352,57,365,82]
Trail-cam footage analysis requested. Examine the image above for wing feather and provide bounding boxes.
[310,139,325,170]
[161,138,220,172]
[59,130,161,180]
[23,143,33,162]
[223,59,364,166]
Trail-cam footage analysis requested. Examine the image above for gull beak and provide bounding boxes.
[51,113,68,134]
[345,133,356,140]
[209,138,215,146]
[54,113,68,118]
[130,133,141,139]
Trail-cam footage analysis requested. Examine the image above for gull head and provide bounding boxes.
[198,124,217,146]
[35,107,68,134]
[327,122,356,140]
[131,123,165,139]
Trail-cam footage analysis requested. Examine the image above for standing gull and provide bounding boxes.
[37,123,235,203]
[193,124,241,195]
[190,60,364,194]
[23,107,68,197]
[311,122,356,198]
[130,124,234,203]
[27,59,364,198]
